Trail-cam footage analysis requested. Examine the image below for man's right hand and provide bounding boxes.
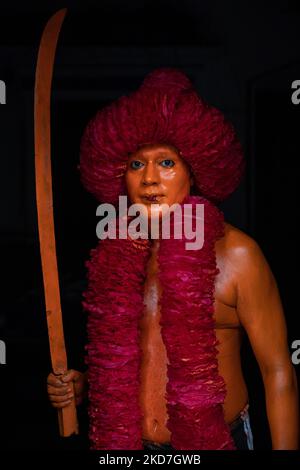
[47,369,87,408]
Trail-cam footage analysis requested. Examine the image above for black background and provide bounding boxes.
[0,0,299,452]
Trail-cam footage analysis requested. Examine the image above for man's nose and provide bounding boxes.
[141,163,160,185]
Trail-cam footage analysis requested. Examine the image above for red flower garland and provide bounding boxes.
[82,195,235,450]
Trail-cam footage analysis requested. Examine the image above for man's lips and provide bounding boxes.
[141,194,165,203]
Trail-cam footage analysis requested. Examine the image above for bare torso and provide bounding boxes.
[138,223,248,443]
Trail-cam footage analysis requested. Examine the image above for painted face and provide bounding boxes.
[125,143,194,220]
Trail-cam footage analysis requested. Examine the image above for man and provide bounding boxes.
[47,68,298,450]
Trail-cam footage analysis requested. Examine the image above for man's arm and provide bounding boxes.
[229,230,299,449]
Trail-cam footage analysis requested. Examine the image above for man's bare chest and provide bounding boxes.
[141,241,240,330]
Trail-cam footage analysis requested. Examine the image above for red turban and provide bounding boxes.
[79,68,244,204]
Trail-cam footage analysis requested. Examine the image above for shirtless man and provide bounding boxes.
[47,143,298,450]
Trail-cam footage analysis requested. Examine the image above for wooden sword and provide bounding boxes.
[34,8,79,437]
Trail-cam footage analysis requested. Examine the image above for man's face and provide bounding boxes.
[125,143,193,219]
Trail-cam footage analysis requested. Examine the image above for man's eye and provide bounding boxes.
[160,159,175,168]
[130,160,144,170]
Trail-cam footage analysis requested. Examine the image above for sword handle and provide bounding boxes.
[57,381,79,437]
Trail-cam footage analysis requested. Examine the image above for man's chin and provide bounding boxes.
[147,204,171,221]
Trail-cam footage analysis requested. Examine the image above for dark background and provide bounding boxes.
[0,0,299,451]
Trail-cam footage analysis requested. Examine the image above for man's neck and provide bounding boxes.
[150,239,160,253]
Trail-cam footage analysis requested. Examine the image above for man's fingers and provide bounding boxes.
[49,392,74,403]
[47,385,72,396]
[47,369,86,410]
[47,374,66,387]
[60,369,79,383]
[47,370,79,386]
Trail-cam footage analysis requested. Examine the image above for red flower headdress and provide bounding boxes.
[79,68,245,449]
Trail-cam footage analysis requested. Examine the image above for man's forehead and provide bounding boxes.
[129,143,180,158]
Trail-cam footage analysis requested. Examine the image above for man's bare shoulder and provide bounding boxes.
[218,222,266,268]
[215,223,277,313]
[223,222,257,249]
